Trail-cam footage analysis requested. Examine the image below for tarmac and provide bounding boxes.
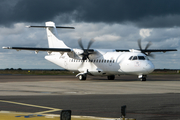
[0,74,180,120]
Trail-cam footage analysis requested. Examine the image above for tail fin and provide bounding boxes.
[45,22,69,48]
[27,21,74,48]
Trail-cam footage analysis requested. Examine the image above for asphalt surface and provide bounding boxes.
[0,74,180,120]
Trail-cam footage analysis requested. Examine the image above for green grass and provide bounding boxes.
[0,70,77,75]
[150,70,180,75]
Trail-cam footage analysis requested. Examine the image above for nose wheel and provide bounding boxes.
[78,74,87,80]
[138,75,147,81]
[107,75,115,80]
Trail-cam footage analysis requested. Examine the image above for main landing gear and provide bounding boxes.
[107,75,115,80]
[78,75,115,81]
[138,75,147,81]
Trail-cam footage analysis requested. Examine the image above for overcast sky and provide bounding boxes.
[0,0,179,69]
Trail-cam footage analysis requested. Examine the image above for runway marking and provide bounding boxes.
[0,100,62,114]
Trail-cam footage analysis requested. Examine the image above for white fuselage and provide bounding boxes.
[45,49,155,76]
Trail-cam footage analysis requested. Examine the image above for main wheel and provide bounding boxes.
[140,76,146,81]
[107,75,115,80]
[79,75,86,81]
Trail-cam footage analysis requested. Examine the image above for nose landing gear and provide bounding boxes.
[78,74,87,80]
[107,75,115,80]
[138,75,147,81]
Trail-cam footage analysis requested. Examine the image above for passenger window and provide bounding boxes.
[138,56,145,60]
[132,56,137,60]
[104,60,106,63]
[107,60,109,63]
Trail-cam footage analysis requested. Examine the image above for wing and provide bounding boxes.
[115,49,177,52]
[3,47,177,54]
[142,49,177,52]
[2,47,72,52]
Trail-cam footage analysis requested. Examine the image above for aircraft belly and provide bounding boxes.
[93,62,120,75]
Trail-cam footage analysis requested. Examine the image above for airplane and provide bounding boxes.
[3,21,177,81]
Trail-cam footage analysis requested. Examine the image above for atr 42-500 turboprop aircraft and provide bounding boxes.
[3,21,177,81]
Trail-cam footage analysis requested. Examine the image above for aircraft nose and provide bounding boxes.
[145,61,155,73]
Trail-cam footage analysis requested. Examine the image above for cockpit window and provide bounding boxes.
[129,56,149,60]
[129,56,133,60]
[138,56,145,60]
[132,56,137,60]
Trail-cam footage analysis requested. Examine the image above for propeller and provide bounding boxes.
[138,39,155,58]
[78,38,95,61]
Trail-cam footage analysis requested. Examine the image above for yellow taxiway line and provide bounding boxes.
[0,100,117,120]
[0,100,60,110]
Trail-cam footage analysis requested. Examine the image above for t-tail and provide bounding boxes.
[27,21,74,48]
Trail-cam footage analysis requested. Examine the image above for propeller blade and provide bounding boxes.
[137,39,155,58]
[145,41,152,50]
[148,53,155,58]
[78,38,84,50]
[138,39,142,51]
[87,39,95,50]
[78,38,96,61]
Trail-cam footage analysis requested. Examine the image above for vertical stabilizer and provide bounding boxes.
[45,21,69,48]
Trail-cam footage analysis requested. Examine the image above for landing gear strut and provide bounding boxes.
[78,74,87,81]
[138,75,147,81]
[107,75,115,80]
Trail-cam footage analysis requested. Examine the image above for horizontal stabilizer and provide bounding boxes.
[26,26,75,29]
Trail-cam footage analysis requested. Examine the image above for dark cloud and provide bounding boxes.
[1,0,180,27]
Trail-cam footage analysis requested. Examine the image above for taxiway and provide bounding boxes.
[0,75,180,120]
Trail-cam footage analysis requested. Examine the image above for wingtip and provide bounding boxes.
[26,25,31,28]
[2,46,10,49]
